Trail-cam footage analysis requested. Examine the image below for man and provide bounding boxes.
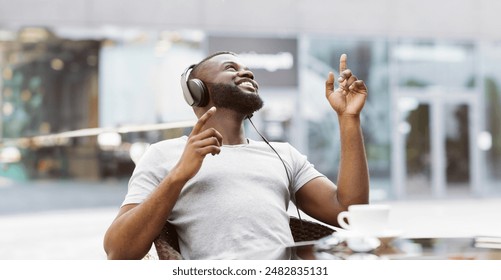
[104,51,369,259]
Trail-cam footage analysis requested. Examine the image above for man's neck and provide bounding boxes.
[202,108,247,145]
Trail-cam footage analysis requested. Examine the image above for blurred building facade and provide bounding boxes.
[0,0,500,200]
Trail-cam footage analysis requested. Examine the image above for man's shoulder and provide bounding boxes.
[150,135,188,150]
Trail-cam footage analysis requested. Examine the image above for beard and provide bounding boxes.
[207,82,264,116]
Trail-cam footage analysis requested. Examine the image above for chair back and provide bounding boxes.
[153,217,335,260]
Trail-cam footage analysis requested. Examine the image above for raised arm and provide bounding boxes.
[103,107,223,259]
[296,54,369,227]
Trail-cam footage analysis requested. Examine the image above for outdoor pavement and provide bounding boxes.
[1,179,501,260]
[0,179,127,260]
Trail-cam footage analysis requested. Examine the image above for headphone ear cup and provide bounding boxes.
[187,79,209,107]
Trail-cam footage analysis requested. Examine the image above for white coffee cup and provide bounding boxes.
[337,204,390,235]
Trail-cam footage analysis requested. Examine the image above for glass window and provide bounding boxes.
[394,40,476,90]
[99,30,205,128]
[1,28,100,180]
[1,31,100,138]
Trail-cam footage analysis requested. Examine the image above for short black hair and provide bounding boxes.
[189,51,237,79]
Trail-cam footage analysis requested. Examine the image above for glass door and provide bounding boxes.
[444,103,471,196]
[390,40,481,199]
[401,101,432,198]
[393,91,478,199]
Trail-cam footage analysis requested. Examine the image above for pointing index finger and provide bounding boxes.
[191,107,216,136]
[339,53,347,74]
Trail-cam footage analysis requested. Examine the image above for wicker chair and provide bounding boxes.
[152,216,335,260]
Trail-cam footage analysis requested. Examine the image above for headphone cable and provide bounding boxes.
[246,116,304,226]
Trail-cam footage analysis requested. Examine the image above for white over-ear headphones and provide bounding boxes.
[180,64,209,107]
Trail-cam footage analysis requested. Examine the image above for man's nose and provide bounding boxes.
[237,69,254,80]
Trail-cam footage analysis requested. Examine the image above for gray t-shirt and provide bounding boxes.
[122,136,324,259]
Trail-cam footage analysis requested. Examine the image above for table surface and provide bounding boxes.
[290,235,501,260]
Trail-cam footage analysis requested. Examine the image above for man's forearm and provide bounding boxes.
[104,172,187,259]
[336,115,369,206]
